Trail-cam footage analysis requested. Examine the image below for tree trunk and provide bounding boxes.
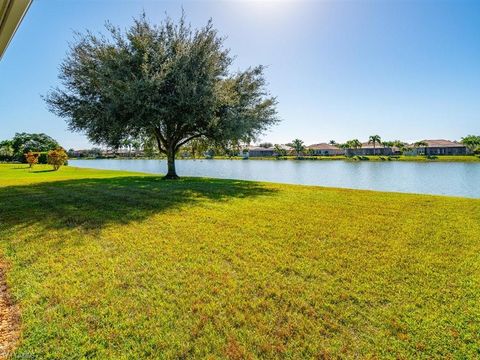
[165,147,179,179]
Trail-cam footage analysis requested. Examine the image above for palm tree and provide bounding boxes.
[368,135,382,155]
[337,143,348,155]
[273,144,287,158]
[461,135,480,153]
[329,140,337,146]
[393,140,405,148]
[391,140,406,154]
[291,139,305,158]
[345,139,361,156]
[351,139,362,149]
[414,140,429,156]
[381,140,398,155]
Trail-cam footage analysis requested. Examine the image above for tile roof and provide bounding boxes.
[415,140,465,148]
[360,142,387,149]
[248,146,274,151]
[307,143,341,150]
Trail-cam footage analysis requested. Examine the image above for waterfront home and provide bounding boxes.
[307,143,345,156]
[70,149,90,157]
[408,140,468,156]
[244,144,293,157]
[274,144,294,155]
[346,143,398,156]
[246,146,275,157]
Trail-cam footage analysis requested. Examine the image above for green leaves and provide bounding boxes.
[290,139,305,157]
[7,133,60,162]
[461,135,480,152]
[46,12,278,177]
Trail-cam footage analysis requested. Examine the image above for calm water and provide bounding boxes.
[70,159,480,198]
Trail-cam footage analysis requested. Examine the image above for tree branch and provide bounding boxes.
[175,133,205,151]
[153,127,168,152]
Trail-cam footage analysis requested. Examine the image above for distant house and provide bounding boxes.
[244,144,293,157]
[71,149,89,157]
[246,146,275,157]
[273,144,293,156]
[409,140,468,156]
[347,143,398,156]
[101,150,117,158]
[307,143,345,156]
[114,149,144,157]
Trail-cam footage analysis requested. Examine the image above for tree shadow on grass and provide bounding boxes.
[31,169,56,173]
[0,176,277,231]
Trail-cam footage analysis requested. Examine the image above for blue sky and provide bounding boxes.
[1,0,479,149]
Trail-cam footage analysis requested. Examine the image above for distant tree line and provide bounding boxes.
[3,133,478,164]
[66,134,480,160]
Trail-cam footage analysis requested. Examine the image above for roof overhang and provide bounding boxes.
[0,0,32,60]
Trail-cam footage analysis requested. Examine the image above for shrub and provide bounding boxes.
[47,148,68,171]
[25,152,39,168]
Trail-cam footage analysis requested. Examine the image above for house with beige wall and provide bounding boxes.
[407,140,468,156]
[306,143,345,156]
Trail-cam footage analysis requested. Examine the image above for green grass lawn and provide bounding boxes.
[1,164,480,358]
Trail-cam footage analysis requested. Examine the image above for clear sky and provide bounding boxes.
[1,0,479,149]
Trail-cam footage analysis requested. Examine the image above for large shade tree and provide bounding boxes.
[46,13,278,178]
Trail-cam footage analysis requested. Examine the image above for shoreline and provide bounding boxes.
[67,155,480,163]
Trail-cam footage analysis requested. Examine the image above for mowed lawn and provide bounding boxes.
[1,164,479,358]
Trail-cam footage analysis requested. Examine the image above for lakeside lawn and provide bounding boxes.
[1,164,480,358]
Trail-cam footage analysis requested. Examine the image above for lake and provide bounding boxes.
[70,159,480,198]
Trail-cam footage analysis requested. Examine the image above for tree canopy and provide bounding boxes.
[290,139,305,158]
[10,133,59,161]
[346,139,362,149]
[46,12,278,178]
[461,135,480,152]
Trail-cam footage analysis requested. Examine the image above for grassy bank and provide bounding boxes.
[1,164,480,358]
